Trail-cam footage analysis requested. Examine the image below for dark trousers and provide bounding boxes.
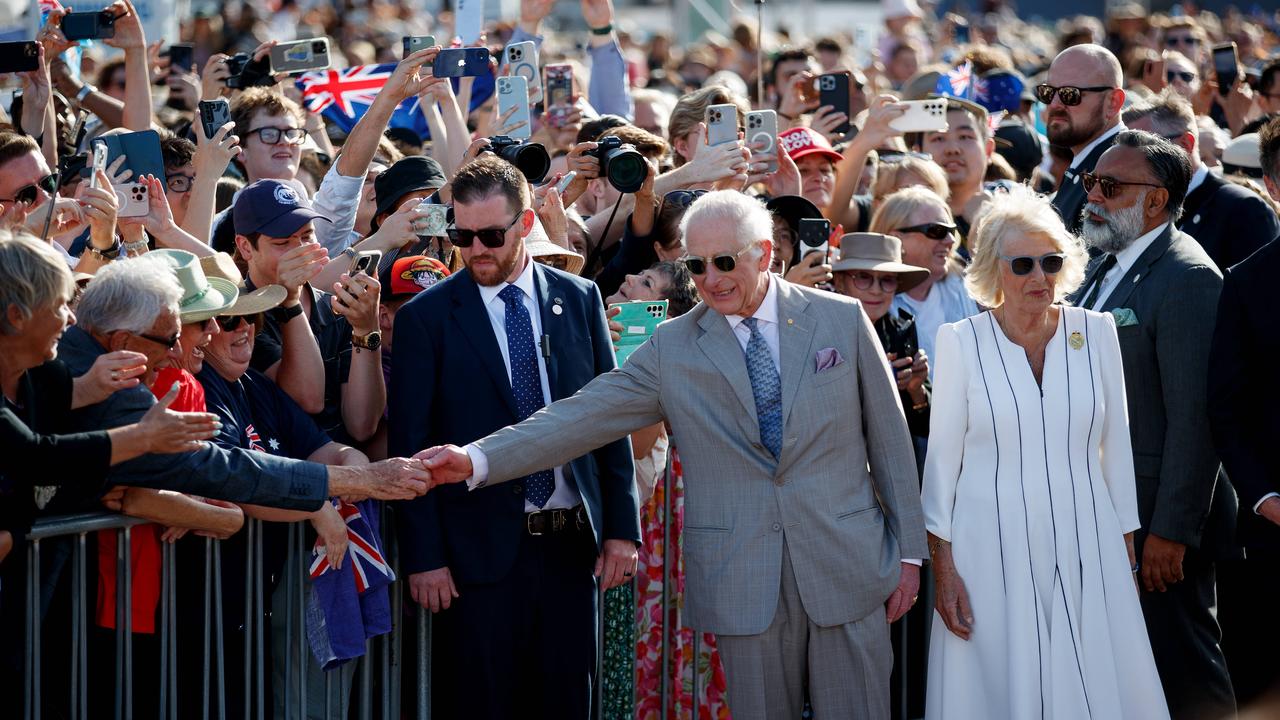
[1139,549,1236,720]
[1219,551,1280,708]
[432,522,599,720]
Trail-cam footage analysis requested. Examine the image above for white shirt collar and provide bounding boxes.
[1069,121,1126,171]
[1113,222,1169,272]
[726,273,780,331]
[1186,164,1210,195]
[477,256,537,307]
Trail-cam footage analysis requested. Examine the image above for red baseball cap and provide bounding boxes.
[779,127,844,164]
[379,255,450,301]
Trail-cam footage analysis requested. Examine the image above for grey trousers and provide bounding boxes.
[717,540,892,720]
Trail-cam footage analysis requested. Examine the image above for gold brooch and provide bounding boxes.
[1068,331,1085,350]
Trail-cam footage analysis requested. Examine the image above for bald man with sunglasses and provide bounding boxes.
[1042,44,1127,234]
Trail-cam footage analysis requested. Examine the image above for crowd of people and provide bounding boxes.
[1,0,1280,718]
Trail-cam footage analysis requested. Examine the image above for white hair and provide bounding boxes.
[679,190,775,264]
[76,256,182,335]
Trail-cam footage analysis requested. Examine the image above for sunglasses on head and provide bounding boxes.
[4,173,58,205]
[662,189,708,211]
[681,244,757,275]
[896,222,956,240]
[1166,70,1196,83]
[1034,84,1114,106]
[1080,172,1163,199]
[447,213,521,249]
[1000,253,1065,276]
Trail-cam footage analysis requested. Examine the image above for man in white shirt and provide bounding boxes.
[1074,129,1236,720]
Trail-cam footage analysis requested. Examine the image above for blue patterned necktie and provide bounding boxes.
[499,285,555,507]
[742,318,782,459]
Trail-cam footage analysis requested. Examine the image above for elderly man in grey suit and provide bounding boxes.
[419,190,928,719]
[1071,130,1236,720]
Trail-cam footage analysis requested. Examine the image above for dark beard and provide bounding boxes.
[1046,112,1106,149]
[467,246,522,287]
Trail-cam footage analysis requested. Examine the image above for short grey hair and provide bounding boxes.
[1113,129,1192,221]
[1122,89,1196,138]
[965,184,1088,308]
[76,256,182,335]
[0,231,75,335]
[679,190,775,262]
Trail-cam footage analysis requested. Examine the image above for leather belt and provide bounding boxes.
[525,505,588,536]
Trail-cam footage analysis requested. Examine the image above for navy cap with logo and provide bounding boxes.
[233,179,332,238]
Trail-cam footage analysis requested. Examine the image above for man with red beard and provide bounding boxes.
[1041,44,1127,234]
[388,155,639,718]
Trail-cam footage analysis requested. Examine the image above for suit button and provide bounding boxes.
[772,522,781,532]
[513,485,524,496]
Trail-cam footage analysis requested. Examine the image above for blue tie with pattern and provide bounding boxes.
[742,318,782,459]
[499,285,555,507]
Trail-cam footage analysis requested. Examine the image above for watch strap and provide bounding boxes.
[589,23,614,35]
[268,303,304,324]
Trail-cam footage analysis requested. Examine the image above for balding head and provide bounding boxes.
[1043,44,1126,153]
[1048,44,1123,88]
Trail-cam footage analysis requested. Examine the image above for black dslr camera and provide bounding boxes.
[485,136,550,184]
[588,136,647,193]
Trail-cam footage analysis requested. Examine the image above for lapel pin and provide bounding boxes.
[552,304,563,315]
[1132,274,1141,283]
[1068,331,1085,350]
[787,318,794,325]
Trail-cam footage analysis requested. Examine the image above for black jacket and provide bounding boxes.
[1177,170,1280,272]
[1052,130,1120,235]
[874,309,930,438]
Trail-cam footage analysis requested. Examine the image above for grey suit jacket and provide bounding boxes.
[1074,224,1236,554]
[474,279,928,635]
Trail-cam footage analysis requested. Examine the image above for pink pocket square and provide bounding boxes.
[815,347,845,372]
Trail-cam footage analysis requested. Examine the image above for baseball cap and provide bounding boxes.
[233,180,331,238]
[379,255,451,301]
[779,127,843,164]
[372,157,448,231]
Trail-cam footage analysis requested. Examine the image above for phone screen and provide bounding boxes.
[1212,44,1238,94]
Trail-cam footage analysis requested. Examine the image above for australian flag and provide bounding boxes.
[305,499,395,669]
[296,64,495,143]
[935,60,1024,116]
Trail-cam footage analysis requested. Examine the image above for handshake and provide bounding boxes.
[330,445,477,500]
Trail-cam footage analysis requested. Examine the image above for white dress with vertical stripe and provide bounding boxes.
[922,306,1169,719]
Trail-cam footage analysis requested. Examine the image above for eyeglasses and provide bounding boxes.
[1164,35,1201,46]
[1080,172,1163,199]
[165,173,195,193]
[2,173,59,204]
[895,222,956,240]
[447,213,522,249]
[681,244,757,275]
[135,330,181,350]
[1166,70,1196,83]
[1034,84,1115,106]
[247,126,307,145]
[843,271,899,293]
[661,189,708,211]
[1000,253,1065,276]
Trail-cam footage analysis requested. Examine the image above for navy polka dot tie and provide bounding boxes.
[499,285,555,507]
[742,318,782,460]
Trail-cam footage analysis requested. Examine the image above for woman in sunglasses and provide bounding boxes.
[922,185,1169,719]
[869,187,979,377]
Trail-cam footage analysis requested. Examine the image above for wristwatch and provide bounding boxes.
[267,303,304,325]
[86,239,122,261]
[352,330,381,351]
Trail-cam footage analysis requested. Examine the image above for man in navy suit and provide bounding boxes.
[388,155,640,719]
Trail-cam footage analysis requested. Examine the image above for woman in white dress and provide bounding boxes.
[922,186,1168,719]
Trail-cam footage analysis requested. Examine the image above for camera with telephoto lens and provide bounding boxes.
[224,53,276,89]
[484,136,550,184]
[588,136,647,193]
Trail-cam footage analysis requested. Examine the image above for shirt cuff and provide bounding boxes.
[464,443,489,491]
[1253,492,1279,515]
[902,558,923,566]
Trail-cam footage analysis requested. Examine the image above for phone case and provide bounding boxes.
[818,73,852,135]
[96,130,166,183]
[544,64,574,127]
[611,300,668,364]
[746,110,778,173]
[455,0,485,45]
[349,250,382,277]
[403,36,436,56]
[61,11,115,41]
[505,41,542,104]
[412,203,449,237]
[116,182,149,218]
[555,171,578,195]
[168,44,194,73]
[434,48,490,78]
[497,76,532,140]
[271,39,331,74]
[890,100,949,134]
[706,104,738,146]
[798,218,831,257]
[0,42,40,74]
[199,100,232,140]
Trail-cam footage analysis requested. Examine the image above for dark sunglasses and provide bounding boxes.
[1000,253,1065,276]
[447,213,522,249]
[1034,84,1114,106]
[216,315,259,332]
[4,173,59,204]
[1164,35,1200,46]
[247,126,307,145]
[1080,172,1163,199]
[1166,70,1196,83]
[844,271,899,292]
[662,189,708,211]
[135,330,181,350]
[896,222,956,240]
[681,244,756,275]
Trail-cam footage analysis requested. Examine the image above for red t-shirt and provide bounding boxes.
[95,368,206,633]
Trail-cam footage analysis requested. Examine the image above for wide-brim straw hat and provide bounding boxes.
[830,233,931,294]
[150,249,239,324]
[199,252,288,317]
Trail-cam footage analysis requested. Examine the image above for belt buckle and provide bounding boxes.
[526,513,543,536]
[552,510,566,533]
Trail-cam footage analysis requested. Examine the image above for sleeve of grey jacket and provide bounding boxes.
[475,325,667,486]
[100,387,328,511]
[853,304,929,560]
[1149,264,1223,546]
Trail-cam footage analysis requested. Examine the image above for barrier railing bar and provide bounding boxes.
[70,534,82,720]
[295,522,307,720]
[243,518,254,720]
[359,638,372,720]
[123,526,134,720]
[283,527,295,718]
[203,538,213,720]
[26,538,42,720]
[254,520,265,720]
[417,607,430,720]
[213,538,227,720]
[160,540,171,720]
